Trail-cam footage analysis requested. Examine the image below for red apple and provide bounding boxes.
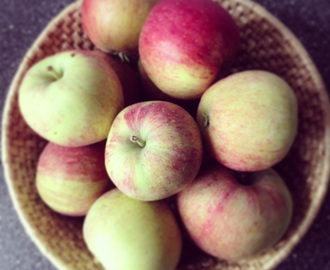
[36,141,112,216]
[177,161,293,262]
[105,101,203,201]
[139,0,240,99]
[138,60,199,117]
[81,0,160,54]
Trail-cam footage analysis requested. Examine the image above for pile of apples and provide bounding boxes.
[18,0,299,269]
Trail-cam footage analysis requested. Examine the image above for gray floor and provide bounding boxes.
[1,0,330,269]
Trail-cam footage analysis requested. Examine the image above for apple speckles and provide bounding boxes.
[139,0,240,99]
[37,142,109,181]
[36,141,111,216]
[105,100,203,201]
[197,70,298,172]
[177,163,293,262]
[123,102,142,129]
[122,177,136,193]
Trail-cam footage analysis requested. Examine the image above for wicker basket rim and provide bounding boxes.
[1,2,84,270]
[234,0,330,267]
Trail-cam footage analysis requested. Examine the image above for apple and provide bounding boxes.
[77,49,143,105]
[105,100,203,201]
[197,70,298,172]
[83,188,182,270]
[139,0,240,99]
[18,49,124,147]
[36,141,112,217]
[81,0,160,54]
[138,60,199,117]
[107,54,143,106]
[176,160,293,262]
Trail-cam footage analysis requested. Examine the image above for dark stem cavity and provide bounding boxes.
[233,171,254,186]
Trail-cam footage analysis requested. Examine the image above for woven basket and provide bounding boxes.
[2,0,330,269]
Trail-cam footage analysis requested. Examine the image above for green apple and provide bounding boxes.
[197,70,298,171]
[105,100,203,201]
[83,189,182,270]
[18,49,124,147]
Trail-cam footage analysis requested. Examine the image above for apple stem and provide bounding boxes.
[46,65,63,80]
[130,135,146,148]
[202,113,210,128]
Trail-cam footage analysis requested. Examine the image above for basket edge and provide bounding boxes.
[1,1,83,270]
[237,0,330,268]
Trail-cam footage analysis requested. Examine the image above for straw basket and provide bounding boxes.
[2,0,330,269]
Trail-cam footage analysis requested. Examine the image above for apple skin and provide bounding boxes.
[139,0,240,99]
[105,100,203,201]
[197,70,298,172]
[85,49,143,105]
[81,0,159,54]
[176,161,293,262]
[36,141,112,217]
[83,188,182,270]
[107,54,143,106]
[18,50,124,147]
[138,60,199,117]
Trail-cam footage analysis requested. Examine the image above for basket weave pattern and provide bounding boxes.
[2,0,330,270]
